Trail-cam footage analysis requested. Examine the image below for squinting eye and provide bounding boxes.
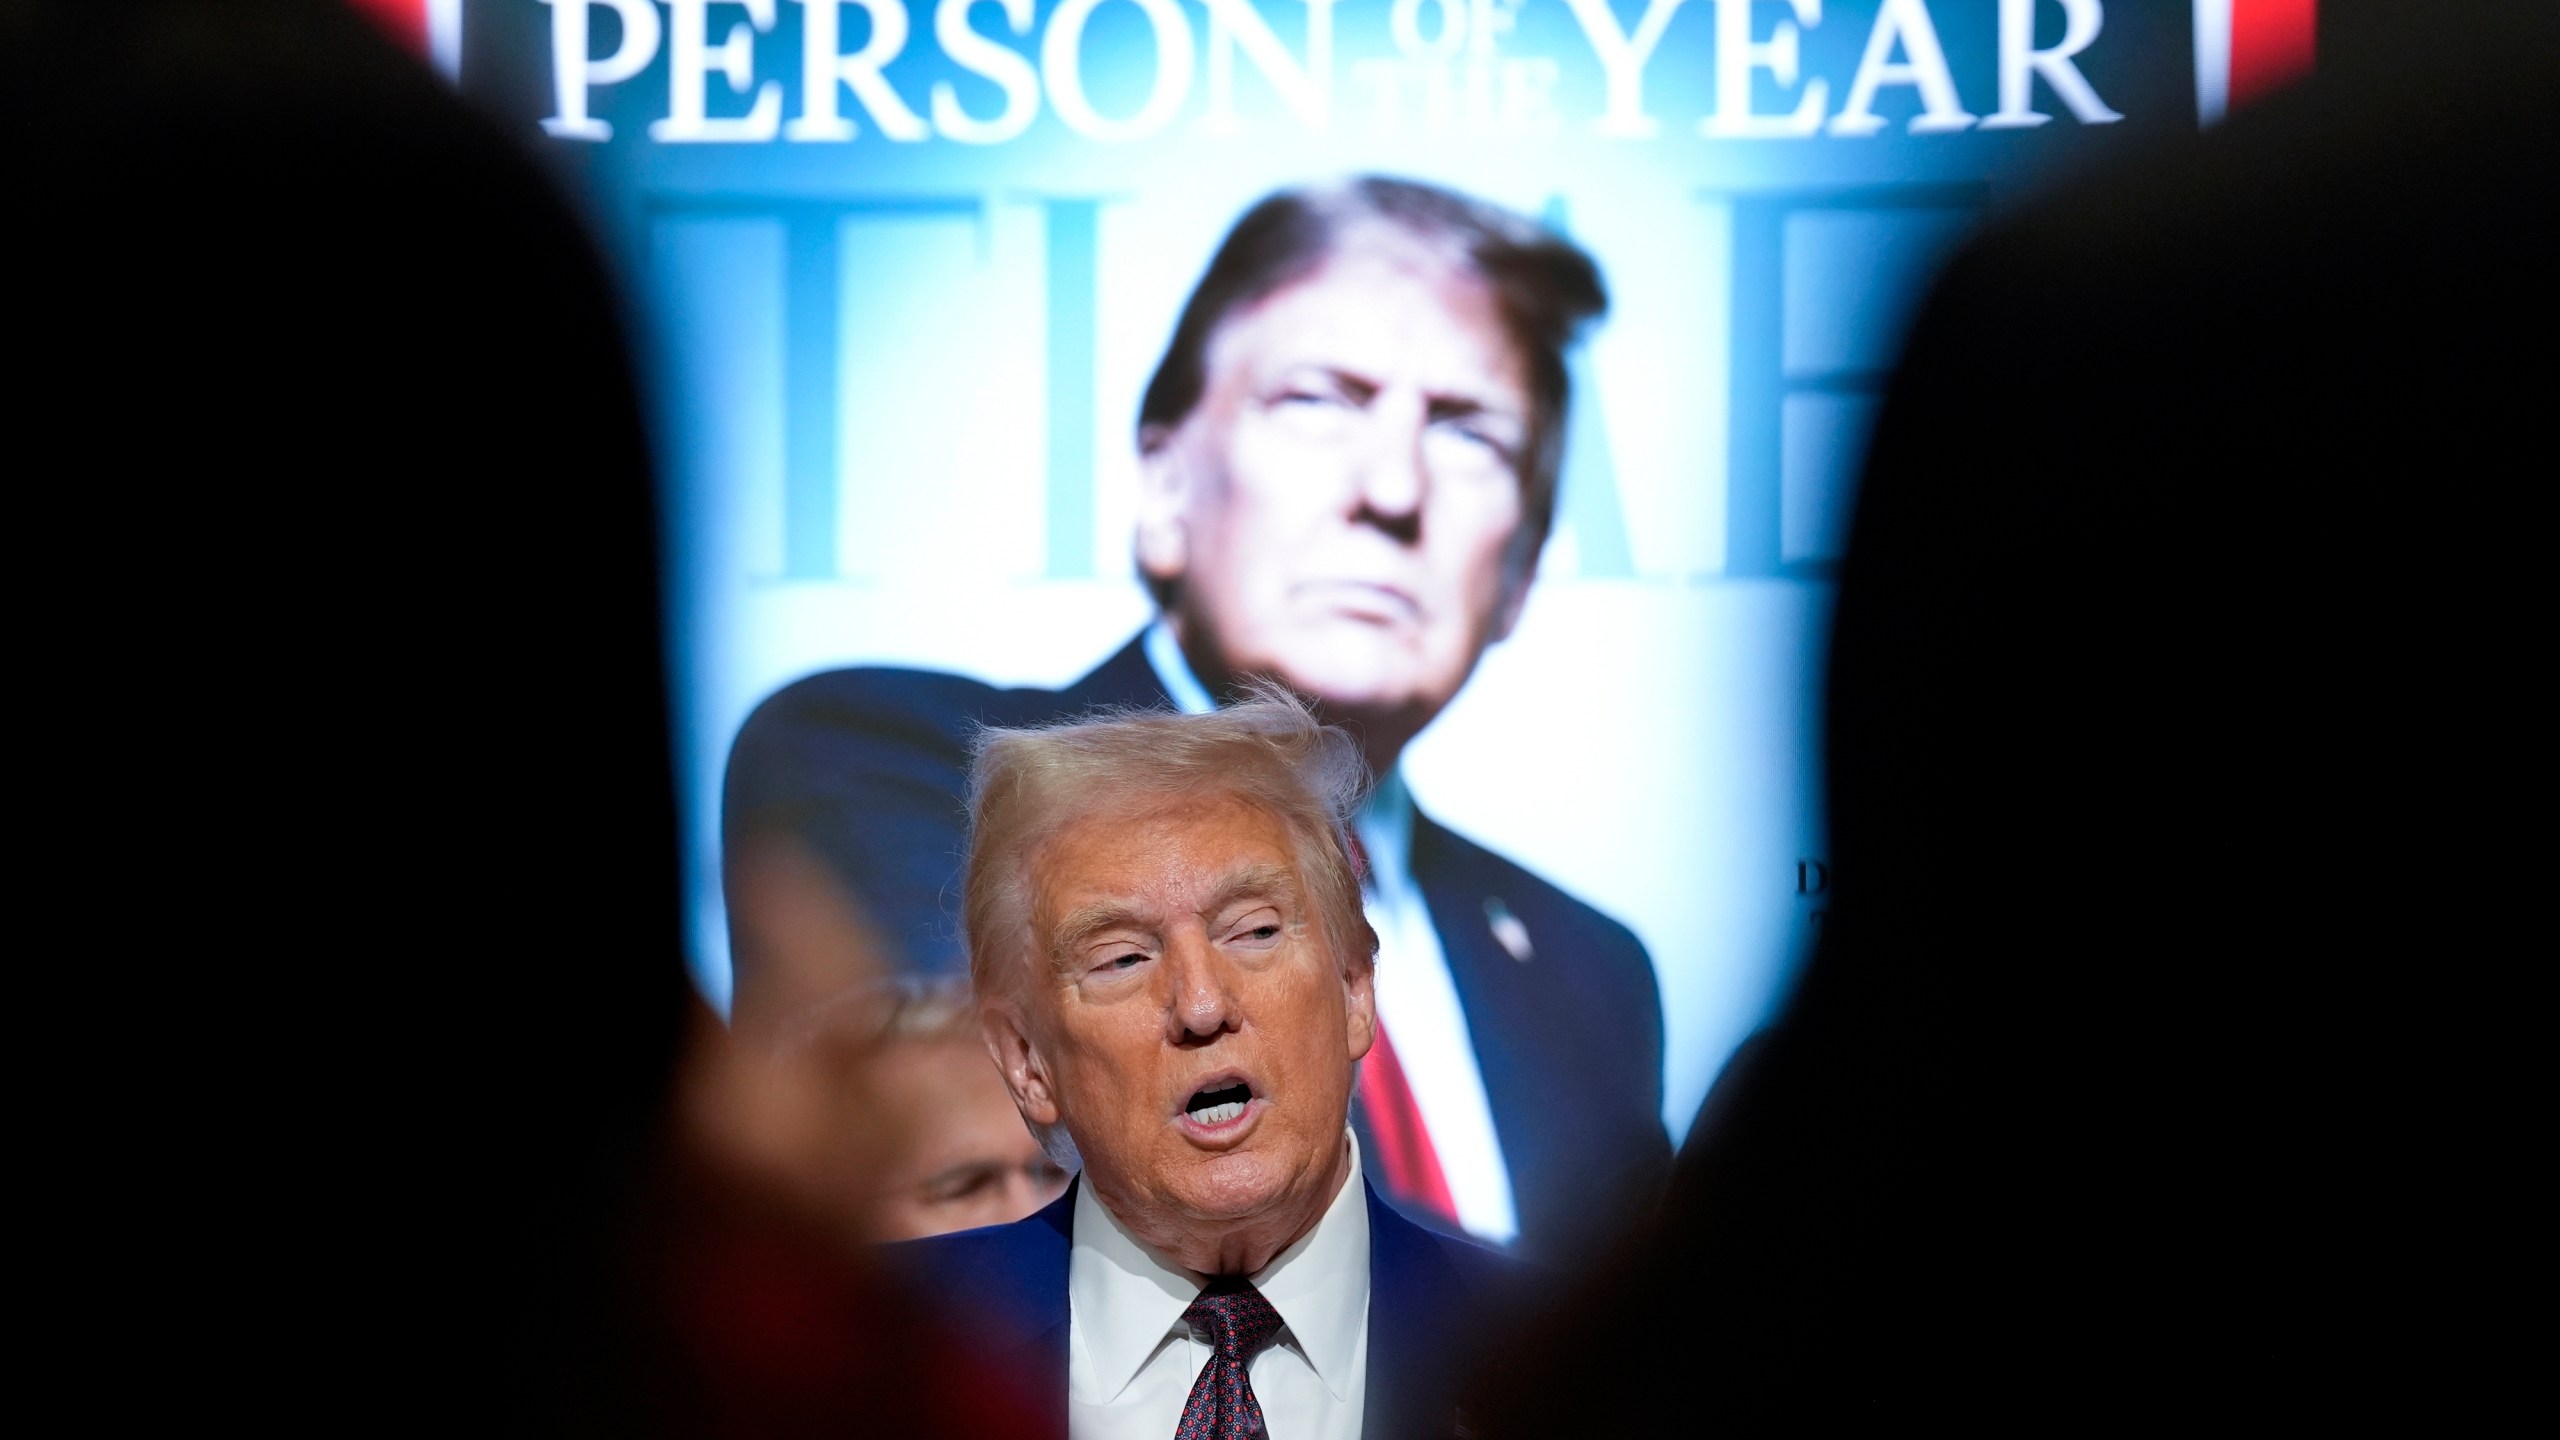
[1104,952,1144,970]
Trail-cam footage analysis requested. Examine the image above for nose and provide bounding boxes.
[1349,390,1428,538]
[1161,928,1242,1046]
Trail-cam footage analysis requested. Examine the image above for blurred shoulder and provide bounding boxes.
[741,664,1024,743]
[731,634,1161,767]
[725,663,1088,800]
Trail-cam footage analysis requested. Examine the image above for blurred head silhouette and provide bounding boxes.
[10,4,1046,1431]
[1470,3,2555,1423]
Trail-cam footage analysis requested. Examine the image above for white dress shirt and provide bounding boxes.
[1067,1134,1371,1440]
[1142,621,1522,1246]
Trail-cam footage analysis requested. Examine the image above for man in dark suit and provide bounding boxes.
[890,694,1521,1440]
[727,177,1668,1268]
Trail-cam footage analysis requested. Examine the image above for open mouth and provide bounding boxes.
[1184,1081,1255,1127]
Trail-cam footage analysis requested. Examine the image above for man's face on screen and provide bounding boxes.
[1140,237,1537,743]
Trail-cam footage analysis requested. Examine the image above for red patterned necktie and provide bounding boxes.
[1175,1278,1285,1440]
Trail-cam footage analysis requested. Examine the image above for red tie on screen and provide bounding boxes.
[2231,0,2319,109]
[1358,1023,1459,1228]
[1342,826,1461,1227]
[346,0,428,56]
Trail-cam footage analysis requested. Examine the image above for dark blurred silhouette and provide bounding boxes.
[7,2,1040,1430]
[1472,0,2552,1424]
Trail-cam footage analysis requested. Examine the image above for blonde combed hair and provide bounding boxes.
[961,682,1377,1011]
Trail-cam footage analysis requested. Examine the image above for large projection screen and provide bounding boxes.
[466,0,2208,1143]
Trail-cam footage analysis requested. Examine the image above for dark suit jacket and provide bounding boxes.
[884,1179,1523,1440]
[725,636,1672,1268]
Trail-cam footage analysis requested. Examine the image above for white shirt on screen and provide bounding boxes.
[1351,770,1520,1245]
[1067,1133,1371,1440]
[1142,622,1522,1247]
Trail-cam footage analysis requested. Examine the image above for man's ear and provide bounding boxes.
[1134,425,1192,588]
[983,1004,1061,1127]
[1342,922,1379,1065]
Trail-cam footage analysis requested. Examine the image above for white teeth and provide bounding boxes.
[1192,1101,1246,1125]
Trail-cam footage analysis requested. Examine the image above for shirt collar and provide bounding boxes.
[1141,619,1218,716]
[1355,766,1416,898]
[1069,1135,1373,1404]
[1145,618,1416,895]
[1246,1134,1372,1401]
[1069,1177,1200,1404]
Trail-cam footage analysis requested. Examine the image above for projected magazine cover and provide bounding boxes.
[464,0,2216,1263]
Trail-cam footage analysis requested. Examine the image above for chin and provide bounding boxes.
[1264,635,1452,716]
[1171,1149,1297,1220]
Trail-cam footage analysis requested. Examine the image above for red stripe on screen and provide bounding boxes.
[347,0,429,57]
[2230,0,2318,108]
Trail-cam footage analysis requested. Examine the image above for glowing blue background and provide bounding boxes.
[482,0,2198,1139]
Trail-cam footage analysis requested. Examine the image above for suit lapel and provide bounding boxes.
[1026,1183,1076,1428]
[1363,1181,1468,1440]
[1407,811,1557,1261]
[976,1183,1075,1433]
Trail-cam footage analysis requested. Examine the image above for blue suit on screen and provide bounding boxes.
[723,635,1672,1268]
